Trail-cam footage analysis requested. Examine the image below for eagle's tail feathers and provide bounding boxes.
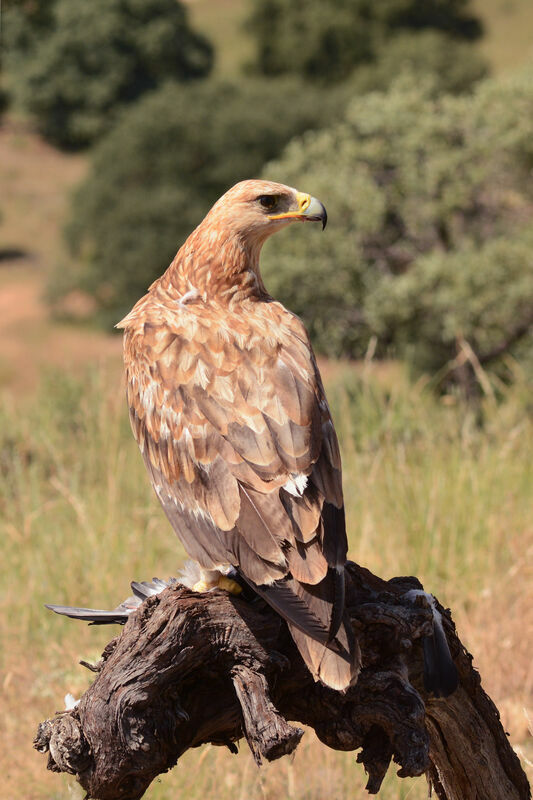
[45,604,131,624]
[45,578,175,625]
[240,573,332,645]
[241,569,360,691]
[288,616,360,691]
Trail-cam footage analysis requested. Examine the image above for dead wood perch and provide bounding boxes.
[34,562,530,800]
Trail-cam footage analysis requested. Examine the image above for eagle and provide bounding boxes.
[116,180,360,690]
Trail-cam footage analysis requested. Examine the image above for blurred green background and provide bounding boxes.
[0,1,532,798]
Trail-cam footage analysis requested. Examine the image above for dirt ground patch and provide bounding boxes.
[0,122,122,393]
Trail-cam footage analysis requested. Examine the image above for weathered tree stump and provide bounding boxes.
[34,562,531,800]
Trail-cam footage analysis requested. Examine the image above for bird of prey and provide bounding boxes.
[115,180,360,690]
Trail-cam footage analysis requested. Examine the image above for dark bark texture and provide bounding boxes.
[34,562,531,800]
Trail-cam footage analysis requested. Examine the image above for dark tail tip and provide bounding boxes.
[423,622,459,697]
[327,566,345,643]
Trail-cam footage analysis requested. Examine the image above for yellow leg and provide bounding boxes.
[191,573,242,595]
[217,576,242,595]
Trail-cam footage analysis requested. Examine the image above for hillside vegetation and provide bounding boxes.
[261,66,533,381]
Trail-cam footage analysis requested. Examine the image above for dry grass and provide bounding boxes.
[185,0,253,78]
[0,120,85,259]
[0,362,531,799]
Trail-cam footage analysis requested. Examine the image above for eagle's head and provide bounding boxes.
[204,179,327,246]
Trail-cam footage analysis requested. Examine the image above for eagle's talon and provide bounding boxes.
[190,573,242,595]
[217,576,243,595]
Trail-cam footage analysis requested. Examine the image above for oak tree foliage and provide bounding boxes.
[3,0,213,149]
[246,0,483,82]
[260,68,533,380]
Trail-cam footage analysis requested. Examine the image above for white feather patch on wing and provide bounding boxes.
[283,473,308,497]
[193,359,210,390]
[152,482,212,521]
[139,377,159,415]
[159,418,171,439]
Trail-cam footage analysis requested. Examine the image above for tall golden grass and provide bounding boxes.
[1,361,531,799]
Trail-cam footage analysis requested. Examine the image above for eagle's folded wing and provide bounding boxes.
[122,306,350,656]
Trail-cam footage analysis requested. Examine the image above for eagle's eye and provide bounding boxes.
[257,194,279,210]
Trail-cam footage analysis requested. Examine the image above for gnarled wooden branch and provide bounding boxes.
[34,562,531,800]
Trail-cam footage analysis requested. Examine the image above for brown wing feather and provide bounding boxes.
[288,617,360,691]
[287,539,328,584]
[236,486,290,564]
[280,483,323,542]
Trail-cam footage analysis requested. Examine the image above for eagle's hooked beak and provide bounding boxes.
[269,191,328,230]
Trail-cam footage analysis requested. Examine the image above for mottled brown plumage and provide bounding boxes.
[118,180,360,689]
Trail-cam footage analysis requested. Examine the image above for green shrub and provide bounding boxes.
[246,0,482,82]
[4,0,213,149]
[53,79,344,324]
[260,68,533,383]
[366,229,533,382]
[348,30,488,96]
[2,0,57,52]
